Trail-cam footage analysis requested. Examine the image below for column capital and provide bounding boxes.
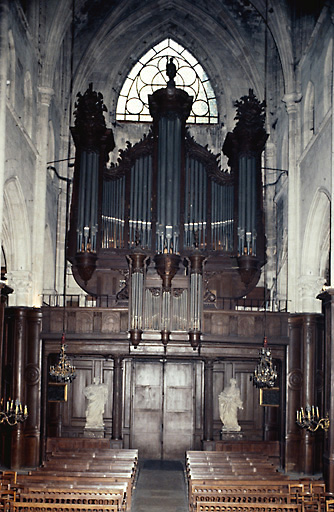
[282,92,302,115]
[7,270,32,306]
[298,274,326,313]
[38,86,54,106]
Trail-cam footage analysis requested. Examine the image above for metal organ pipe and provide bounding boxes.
[210,180,234,252]
[238,155,257,256]
[76,150,99,253]
[101,175,126,249]
[172,119,181,253]
[156,117,181,253]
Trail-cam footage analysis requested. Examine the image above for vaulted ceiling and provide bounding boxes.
[40,0,325,134]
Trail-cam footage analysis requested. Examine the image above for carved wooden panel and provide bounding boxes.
[130,360,199,459]
[131,361,163,459]
[163,362,194,459]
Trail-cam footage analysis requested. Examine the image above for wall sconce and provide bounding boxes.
[296,405,329,432]
[0,398,28,426]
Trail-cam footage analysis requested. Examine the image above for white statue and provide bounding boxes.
[83,377,108,429]
[218,377,243,432]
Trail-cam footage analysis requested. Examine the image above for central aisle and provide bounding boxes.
[131,460,188,512]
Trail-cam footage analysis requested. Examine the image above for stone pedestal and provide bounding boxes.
[83,427,105,439]
[220,431,244,441]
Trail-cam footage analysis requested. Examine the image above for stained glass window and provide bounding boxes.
[116,38,218,124]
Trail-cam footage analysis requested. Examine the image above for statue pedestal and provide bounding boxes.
[220,430,244,441]
[83,427,105,438]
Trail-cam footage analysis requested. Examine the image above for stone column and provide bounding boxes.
[202,359,214,450]
[263,141,277,292]
[299,275,326,314]
[31,87,54,307]
[282,93,302,313]
[6,270,32,307]
[0,0,9,245]
[111,356,123,448]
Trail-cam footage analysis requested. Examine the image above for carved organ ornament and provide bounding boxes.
[68,64,268,348]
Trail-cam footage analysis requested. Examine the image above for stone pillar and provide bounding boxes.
[299,275,326,314]
[263,141,277,292]
[111,356,123,448]
[6,270,32,307]
[31,87,54,307]
[282,93,302,313]
[202,359,214,450]
[0,0,9,245]
[24,308,42,467]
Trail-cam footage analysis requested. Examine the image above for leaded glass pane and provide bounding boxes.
[116,38,218,124]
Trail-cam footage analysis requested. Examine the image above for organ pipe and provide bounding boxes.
[76,150,99,253]
[188,251,206,350]
[222,88,268,283]
[211,181,234,251]
[156,116,182,253]
[69,83,115,283]
[128,250,147,347]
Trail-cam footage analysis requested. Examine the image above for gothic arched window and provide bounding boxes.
[116,38,218,124]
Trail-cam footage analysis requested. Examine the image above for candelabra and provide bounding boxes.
[0,398,28,426]
[252,336,278,388]
[296,405,330,432]
[49,334,76,383]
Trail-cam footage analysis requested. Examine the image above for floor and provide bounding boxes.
[131,460,188,512]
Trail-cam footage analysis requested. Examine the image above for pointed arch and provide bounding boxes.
[116,38,218,124]
[300,187,330,311]
[3,176,31,273]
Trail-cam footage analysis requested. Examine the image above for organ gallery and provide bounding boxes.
[0,0,334,506]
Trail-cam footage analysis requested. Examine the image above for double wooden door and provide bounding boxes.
[130,360,199,460]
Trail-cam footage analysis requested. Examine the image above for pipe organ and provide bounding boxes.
[68,69,268,347]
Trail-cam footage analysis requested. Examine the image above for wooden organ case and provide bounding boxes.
[68,70,268,349]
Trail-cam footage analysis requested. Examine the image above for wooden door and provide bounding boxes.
[163,362,194,459]
[131,361,163,459]
[130,360,195,459]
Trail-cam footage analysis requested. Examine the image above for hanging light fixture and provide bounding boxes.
[49,2,76,384]
[252,0,277,390]
[48,170,76,383]
[50,333,76,383]
[252,336,277,388]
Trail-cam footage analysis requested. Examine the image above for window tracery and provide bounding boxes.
[116,38,218,124]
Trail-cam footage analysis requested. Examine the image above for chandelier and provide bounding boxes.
[0,398,28,426]
[49,333,76,383]
[252,336,278,388]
